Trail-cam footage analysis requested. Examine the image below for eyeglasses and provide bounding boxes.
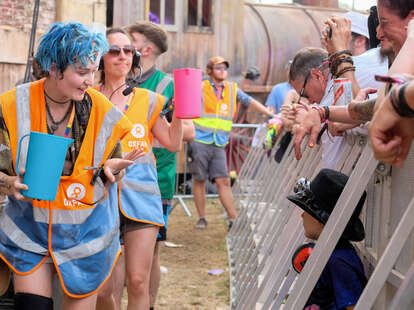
[107,45,136,56]
[297,60,329,104]
[297,73,310,104]
[213,65,228,71]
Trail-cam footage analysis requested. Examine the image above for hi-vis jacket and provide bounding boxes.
[193,80,237,147]
[0,79,132,298]
[111,88,165,226]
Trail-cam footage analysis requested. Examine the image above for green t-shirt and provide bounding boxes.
[140,69,176,200]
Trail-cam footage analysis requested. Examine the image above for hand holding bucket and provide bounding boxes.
[15,131,73,201]
[173,68,201,119]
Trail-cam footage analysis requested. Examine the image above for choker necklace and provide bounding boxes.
[45,100,73,134]
[44,89,71,105]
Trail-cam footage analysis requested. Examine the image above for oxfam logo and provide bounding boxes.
[131,123,145,139]
[67,183,86,200]
[220,103,228,114]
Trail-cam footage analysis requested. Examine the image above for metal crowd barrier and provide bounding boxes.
[227,128,414,310]
[172,123,261,216]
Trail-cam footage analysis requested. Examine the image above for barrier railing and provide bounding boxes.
[227,128,414,309]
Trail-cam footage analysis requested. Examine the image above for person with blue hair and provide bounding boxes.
[0,22,143,309]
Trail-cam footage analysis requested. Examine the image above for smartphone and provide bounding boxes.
[374,75,405,85]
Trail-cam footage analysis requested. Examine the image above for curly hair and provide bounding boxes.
[35,22,108,74]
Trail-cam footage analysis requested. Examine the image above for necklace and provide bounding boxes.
[45,100,73,134]
[44,89,71,105]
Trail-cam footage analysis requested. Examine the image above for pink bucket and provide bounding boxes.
[173,68,201,119]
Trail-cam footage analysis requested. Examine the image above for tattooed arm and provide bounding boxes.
[348,98,376,121]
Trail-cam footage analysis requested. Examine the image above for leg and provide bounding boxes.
[149,242,160,308]
[62,292,98,310]
[193,179,206,218]
[215,177,237,219]
[96,248,125,310]
[210,145,237,220]
[124,226,159,310]
[14,263,54,310]
[112,250,126,309]
[14,263,54,297]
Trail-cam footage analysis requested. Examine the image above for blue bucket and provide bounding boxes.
[16,131,74,201]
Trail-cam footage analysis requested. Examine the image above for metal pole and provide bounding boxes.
[23,0,40,83]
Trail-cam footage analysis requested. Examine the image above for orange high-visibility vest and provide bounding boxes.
[0,79,132,297]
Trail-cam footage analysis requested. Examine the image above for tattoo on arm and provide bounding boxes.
[348,98,376,121]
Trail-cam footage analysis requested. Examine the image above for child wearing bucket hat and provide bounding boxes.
[287,168,367,310]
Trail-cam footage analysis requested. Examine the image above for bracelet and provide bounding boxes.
[113,170,121,176]
[269,112,275,119]
[390,83,414,118]
[311,105,326,122]
[330,50,353,58]
[334,66,356,78]
[329,53,354,77]
[323,106,330,121]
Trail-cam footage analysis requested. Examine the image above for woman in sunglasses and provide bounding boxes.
[96,28,183,310]
[0,22,142,310]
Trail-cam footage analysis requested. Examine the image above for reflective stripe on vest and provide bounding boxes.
[193,80,236,135]
[15,83,31,171]
[119,88,164,225]
[155,75,173,95]
[152,75,173,149]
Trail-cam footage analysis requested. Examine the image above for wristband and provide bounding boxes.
[311,105,326,122]
[269,112,275,119]
[113,170,121,176]
[323,106,330,121]
[390,83,414,118]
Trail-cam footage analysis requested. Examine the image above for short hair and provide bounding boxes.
[289,47,328,82]
[351,32,370,51]
[128,22,168,55]
[378,0,414,19]
[35,22,108,74]
[106,27,129,38]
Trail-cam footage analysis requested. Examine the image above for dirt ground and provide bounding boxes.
[121,199,230,310]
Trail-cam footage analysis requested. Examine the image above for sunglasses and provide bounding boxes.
[107,45,136,56]
[214,65,228,71]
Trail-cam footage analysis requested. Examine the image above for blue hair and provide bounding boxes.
[35,22,108,74]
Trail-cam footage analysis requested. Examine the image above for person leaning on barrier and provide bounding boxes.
[0,22,142,309]
[287,169,367,310]
[190,56,274,230]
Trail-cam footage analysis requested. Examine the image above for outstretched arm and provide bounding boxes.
[249,99,273,118]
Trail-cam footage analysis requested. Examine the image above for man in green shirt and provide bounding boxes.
[128,21,194,310]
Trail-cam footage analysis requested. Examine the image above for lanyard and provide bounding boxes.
[64,104,76,138]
